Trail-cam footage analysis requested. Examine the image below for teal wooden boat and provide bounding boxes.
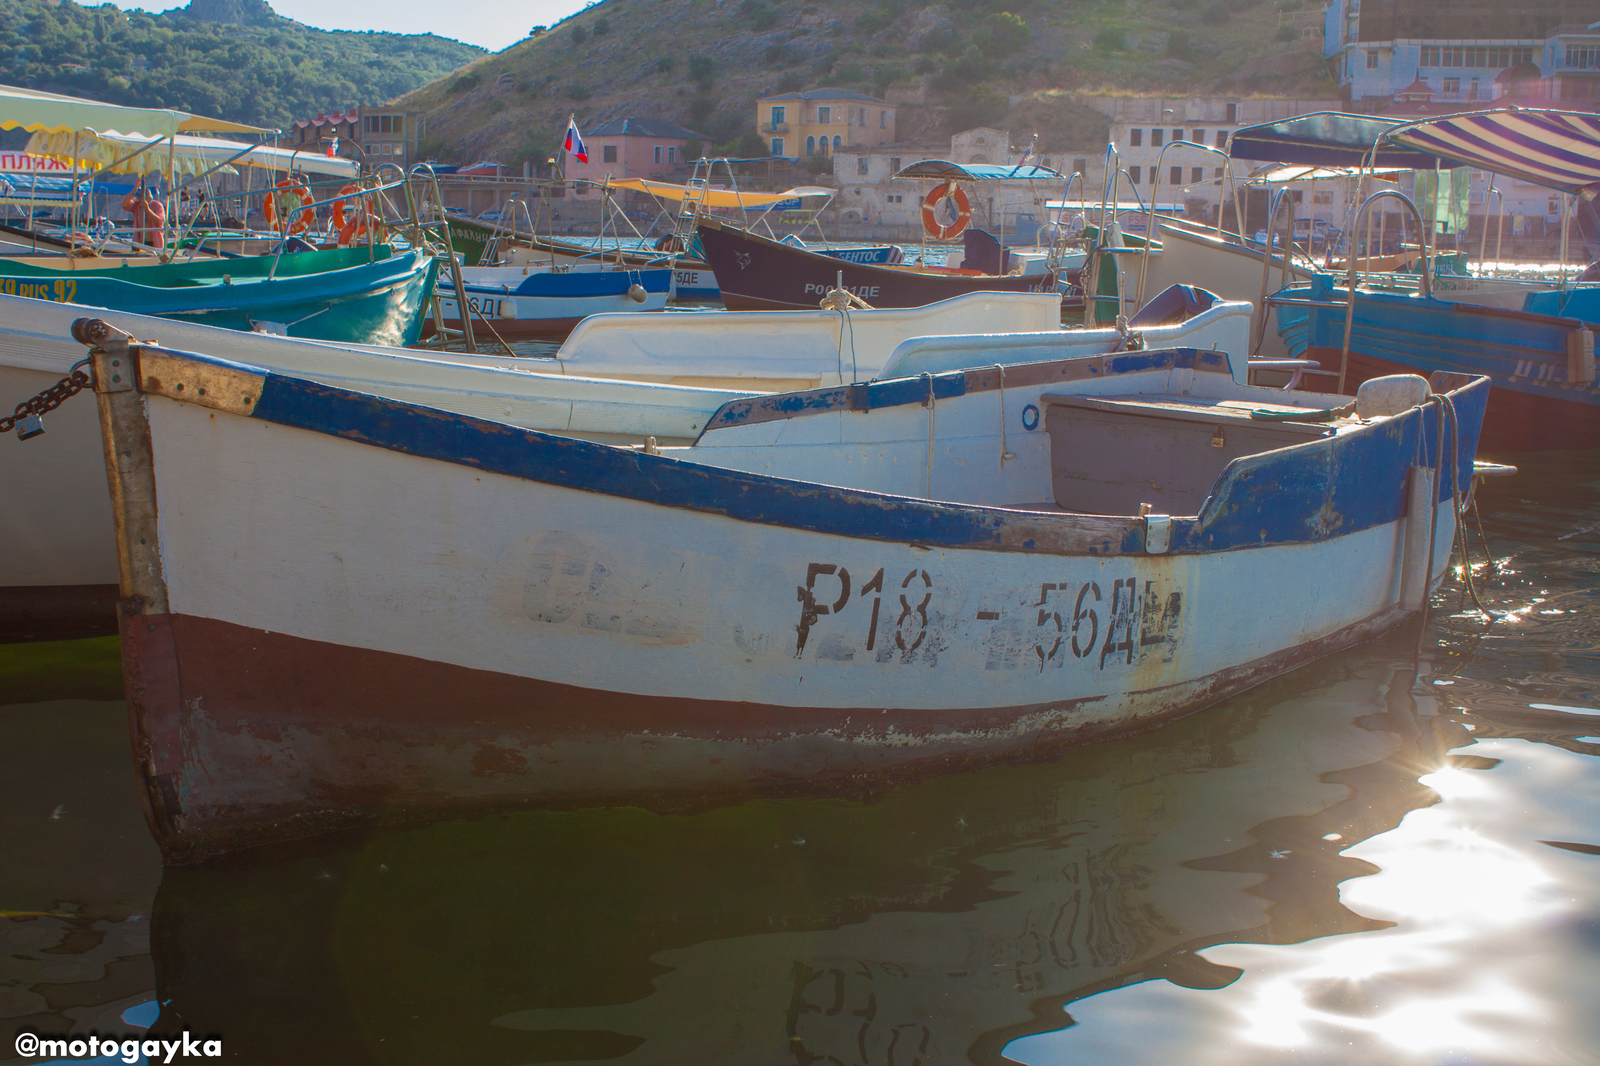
[0,247,438,346]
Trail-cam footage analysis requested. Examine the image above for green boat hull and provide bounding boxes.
[0,248,439,347]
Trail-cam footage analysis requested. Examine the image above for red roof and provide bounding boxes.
[292,109,360,129]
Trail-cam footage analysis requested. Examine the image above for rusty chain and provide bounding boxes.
[2,357,94,439]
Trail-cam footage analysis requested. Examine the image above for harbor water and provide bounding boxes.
[2,447,1596,1065]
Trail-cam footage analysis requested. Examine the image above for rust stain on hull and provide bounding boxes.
[122,606,1417,865]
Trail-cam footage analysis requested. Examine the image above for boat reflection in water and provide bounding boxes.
[147,642,1504,1065]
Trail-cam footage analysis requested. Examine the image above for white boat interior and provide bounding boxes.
[670,349,1430,517]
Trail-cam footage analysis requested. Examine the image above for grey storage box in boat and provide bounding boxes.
[1041,394,1335,516]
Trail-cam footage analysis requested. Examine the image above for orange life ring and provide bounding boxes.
[329,184,362,232]
[338,211,385,247]
[264,178,312,234]
[921,182,972,240]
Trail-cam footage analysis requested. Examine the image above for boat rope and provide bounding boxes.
[923,372,936,500]
[1414,393,1447,656]
[1439,393,1500,620]
[1,358,92,441]
[995,364,1015,467]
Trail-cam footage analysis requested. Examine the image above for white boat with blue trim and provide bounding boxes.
[76,316,1492,862]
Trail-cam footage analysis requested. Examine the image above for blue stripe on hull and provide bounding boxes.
[1276,280,1600,409]
[237,353,1487,556]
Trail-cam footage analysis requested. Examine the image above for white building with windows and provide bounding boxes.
[1324,0,1600,110]
[1104,97,1339,207]
[831,130,1088,232]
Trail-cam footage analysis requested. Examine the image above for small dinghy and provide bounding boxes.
[72,317,1492,862]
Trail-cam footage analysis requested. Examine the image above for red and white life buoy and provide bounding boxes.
[337,211,385,247]
[329,183,363,232]
[263,178,312,234]
[921,182,972,241]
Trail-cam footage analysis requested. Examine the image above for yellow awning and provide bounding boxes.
[26,129,359,178]
[608,178,834,209]
[0,83,272,138]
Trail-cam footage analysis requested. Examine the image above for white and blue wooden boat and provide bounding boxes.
[540,288,1252,390]
[78,315,1490,861]
[435,266,673,335]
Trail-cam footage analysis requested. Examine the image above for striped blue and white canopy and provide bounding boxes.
[1388,109,1600,196]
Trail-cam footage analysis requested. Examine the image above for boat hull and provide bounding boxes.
[94,343,1487,861]
[1276,280,1600,452]
[0,248,438,347]
[697,219,1059,311]
[435,267,673,335]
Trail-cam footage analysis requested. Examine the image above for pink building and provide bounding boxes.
[563,117,711,184]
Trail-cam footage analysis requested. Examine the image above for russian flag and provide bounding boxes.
[326,137,339,158]
[564,120,588,164]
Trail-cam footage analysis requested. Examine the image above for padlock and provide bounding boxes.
[16,413,43,441]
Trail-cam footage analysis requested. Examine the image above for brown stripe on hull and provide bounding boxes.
[1307,345,1600,453]
[0,583,120,643]
[121,601,1418,864]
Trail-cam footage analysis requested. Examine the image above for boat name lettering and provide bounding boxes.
[794,564,1182,669]
[674,270,700,285]
[465,296,502,317]
[802,282,880,299]
[0,277,76,303]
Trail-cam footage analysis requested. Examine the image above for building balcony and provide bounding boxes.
[760,123,789,134]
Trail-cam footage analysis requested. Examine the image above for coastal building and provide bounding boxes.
[288,106,424,167]
[755,88,896,160]
[1323,0,1600,111]
[563,117,711,185]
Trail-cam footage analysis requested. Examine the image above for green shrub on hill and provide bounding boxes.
[0,0,484,128]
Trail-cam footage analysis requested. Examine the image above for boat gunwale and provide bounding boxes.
[120,338,1489,560]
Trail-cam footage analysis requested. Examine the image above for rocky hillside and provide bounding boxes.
[0,0,484,129]
[399,0,1330,168]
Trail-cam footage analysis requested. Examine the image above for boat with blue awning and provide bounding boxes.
[1241,108,1600,451]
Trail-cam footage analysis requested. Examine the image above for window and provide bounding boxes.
[1192,129,1204,143]
[1129,166,1141,184]
[858,156,869,175]
[668,146,677,163]
[805,136,815,157]
[1470,78,1481,99]
[833,135,842,151]
[1172,128,1182,142]
[1567,46,1600,69]
[1192,167,1204,183]
[362,115,402,134]
[1214,167,1223,178]
[1215,130,1228,148]
[1443,78,1460,93]
[1366,50,1379,69]
[770,106,785,126]
[889,157,901,173]
[1225,103,1237,123]
[771,138,784,156]
[859,108,867,125]
[1074,158,1087,175]
[602,145,618,163]
[1151,128,1163,147]
[1423,46,1532,68]
[653,146,662,164]
[817,106,831,123]
[1171,165,1183,186]
[1130,128,1143,147]
[879,110,886,128]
